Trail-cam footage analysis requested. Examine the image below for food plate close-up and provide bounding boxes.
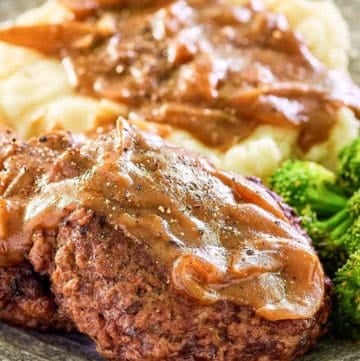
[0,0,359,360]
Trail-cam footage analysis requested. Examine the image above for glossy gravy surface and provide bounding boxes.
[0,0,359,151]
[18,121,324,321]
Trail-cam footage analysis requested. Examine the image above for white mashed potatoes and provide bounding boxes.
[0,0,358,181]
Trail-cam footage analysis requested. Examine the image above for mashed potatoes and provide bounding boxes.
[0,0,358,181]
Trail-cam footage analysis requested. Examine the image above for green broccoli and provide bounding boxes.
[308,191,360,249]
[334,250,360,337]
[348,190,360,219]
[270,160,347,216]
[334,191,360,254]
[341,218,360,255]
[298,191,360,275]
[337,137,360,195]
[299,205,319,239]
[311,208,351,243]
[269,142,360,336]
[298,206,347,275]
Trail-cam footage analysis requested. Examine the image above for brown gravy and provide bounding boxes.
[0,0,359,151]
[10,120,324,321]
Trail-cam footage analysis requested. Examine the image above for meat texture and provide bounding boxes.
[0,120,329,361]
[0,262,69,330]
[0,128,76,330]
[46,210,330,361]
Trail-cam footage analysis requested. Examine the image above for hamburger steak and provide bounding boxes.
[0,128,78,330]
[0,120,330,360]
[49,210,330,361]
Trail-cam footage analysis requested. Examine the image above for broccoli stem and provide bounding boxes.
[332,219,353,244]
[307,186,347,215]
[319,208,349,230]
[313,208,352,248]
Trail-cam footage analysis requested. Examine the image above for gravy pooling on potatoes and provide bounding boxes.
[0,120,324,321]
[0,0,359,152]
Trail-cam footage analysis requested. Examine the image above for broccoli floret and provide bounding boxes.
[337,137,360,195]
[270,160,347,216]
[334,250,360,337]
[341,218,360,255]
[299,205,319,239]
[335,191,360,254]
[348,190,360,219]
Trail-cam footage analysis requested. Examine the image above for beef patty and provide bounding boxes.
[0,128,76,330]
[0,120,329,360]
[42,210,329,361]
